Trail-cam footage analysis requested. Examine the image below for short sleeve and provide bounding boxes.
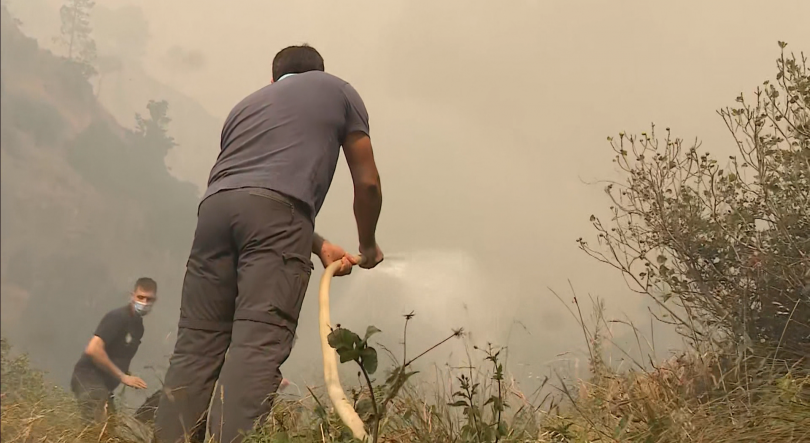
[94,310,122,344]
[342,83,370,140]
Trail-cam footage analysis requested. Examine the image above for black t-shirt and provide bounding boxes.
[72,305,144,390]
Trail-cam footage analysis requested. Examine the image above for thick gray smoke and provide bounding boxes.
[2,0,808,413]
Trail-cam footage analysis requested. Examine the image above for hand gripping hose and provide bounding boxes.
[318,255,369,441]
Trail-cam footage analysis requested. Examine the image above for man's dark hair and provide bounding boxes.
[272,44,324,82]
[134,277,157,293]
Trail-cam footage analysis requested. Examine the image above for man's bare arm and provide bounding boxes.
[312,232,326,256]
[85,336,147,388]
[85,336,125,380]
[343,132,382,254]
[311,232,358,276]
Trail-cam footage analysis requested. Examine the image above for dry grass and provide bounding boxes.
[0,339,151,443]
[3,331,809,443]
[569,351,810,442]
[247,344,810,443]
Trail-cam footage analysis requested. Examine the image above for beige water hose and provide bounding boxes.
[318,256,369,441]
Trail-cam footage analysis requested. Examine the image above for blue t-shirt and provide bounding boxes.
[202,71,371,221]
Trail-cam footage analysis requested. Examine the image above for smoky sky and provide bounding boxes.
[162,45,206,73]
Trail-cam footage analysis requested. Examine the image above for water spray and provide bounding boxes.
[317,251,476,441]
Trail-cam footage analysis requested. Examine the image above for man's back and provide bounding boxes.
[203,71,370,219]
[155,45,383,443]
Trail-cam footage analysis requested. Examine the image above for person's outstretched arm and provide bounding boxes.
[340,82,383,269]
[85,336,146,389]
[343,132,383,268]
[84,312,147,389]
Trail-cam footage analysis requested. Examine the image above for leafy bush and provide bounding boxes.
[578,42,810,363]
[65,100,197,251]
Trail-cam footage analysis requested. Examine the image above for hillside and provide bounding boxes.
[7,0,222,191]
[0,5,198,391]
[96,60,221,190]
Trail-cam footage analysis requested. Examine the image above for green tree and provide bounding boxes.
[579,42,809,364]
[132,99,177,159]
[54,0,96,77]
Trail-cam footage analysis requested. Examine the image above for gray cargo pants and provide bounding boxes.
[154,188,314,443]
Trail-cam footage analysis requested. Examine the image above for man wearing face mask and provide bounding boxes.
[70,277,158,424]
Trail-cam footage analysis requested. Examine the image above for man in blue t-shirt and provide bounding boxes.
[154,45,384,443]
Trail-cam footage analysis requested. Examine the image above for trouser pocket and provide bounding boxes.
[232,251,314,333]
[278,252,314,327]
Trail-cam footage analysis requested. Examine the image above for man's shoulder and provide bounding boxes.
[238,72,351,104]
[92,305,130,341]
[101,305,130,321]
[297,71,349,86]
[279,71,356,97]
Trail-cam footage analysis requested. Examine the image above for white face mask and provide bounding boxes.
[133,301,152,317]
